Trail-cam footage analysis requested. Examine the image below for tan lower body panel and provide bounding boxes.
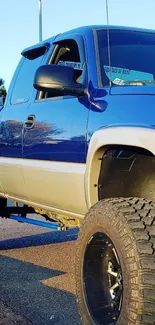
[0,158,88,215]
[0,159,26,199]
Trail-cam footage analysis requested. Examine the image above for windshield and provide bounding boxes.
[97,29,155,87]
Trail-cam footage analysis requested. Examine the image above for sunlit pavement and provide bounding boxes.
[0,216,81,325]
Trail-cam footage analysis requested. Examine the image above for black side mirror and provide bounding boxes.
[34,64,85,97]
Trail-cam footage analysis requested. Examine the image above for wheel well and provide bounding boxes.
[103,145,154,158]
[97,145,155,201]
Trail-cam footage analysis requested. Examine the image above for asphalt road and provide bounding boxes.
[0,215,82,325]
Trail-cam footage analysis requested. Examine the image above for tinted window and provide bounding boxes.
[11,53,44,105]
[56,40,83,83]
[97,29,155,86]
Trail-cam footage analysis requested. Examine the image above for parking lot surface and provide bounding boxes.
[0,217,81,325]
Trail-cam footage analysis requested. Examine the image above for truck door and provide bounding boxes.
[23,35,88,214]
[0,46,47,199]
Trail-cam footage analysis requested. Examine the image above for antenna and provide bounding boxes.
[105,0,112,87]
[39,0,43,42]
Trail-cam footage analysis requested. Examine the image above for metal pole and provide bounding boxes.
[39,0,43,42]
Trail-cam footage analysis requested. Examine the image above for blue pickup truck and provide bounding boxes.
[1,25,155,324]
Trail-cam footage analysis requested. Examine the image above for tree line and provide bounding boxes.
[0,79,7,98]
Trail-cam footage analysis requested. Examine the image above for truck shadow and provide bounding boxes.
[0,228,79,250]
[0,255,82,325]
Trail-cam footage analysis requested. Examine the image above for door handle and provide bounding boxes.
[24,115,36,129]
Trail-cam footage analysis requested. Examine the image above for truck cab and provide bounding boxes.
[0,25,155,219]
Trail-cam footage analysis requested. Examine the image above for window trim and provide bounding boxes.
[93,29,103,89]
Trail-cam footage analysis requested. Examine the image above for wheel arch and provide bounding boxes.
[85,127,155,208]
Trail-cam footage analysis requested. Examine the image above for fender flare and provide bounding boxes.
[85,127,155,208]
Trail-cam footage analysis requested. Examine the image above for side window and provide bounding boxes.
[41,39,84,99]
[11,47,46,105]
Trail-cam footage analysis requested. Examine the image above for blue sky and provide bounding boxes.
[1,0,155,89]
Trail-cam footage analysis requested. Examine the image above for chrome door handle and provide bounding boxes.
[24,115,36,129]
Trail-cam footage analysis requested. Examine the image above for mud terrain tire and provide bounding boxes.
[75,198,155,325]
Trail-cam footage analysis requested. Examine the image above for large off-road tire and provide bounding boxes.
[75,198,155,325]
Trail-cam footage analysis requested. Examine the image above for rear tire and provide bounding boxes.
[75,198,155,325]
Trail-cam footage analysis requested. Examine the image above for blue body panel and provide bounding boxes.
[23,96,89,163]
[0,58,26,158]
[1,25,155,163]
[88,91,155,143]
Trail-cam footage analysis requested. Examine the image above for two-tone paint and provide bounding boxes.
[0,25,155,222]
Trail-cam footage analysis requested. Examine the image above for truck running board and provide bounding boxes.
[9,214,59,230]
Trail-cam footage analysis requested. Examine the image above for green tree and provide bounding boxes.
[0,79,7,97]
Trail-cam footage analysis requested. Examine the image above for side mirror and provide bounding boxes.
[33,64,85,97]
